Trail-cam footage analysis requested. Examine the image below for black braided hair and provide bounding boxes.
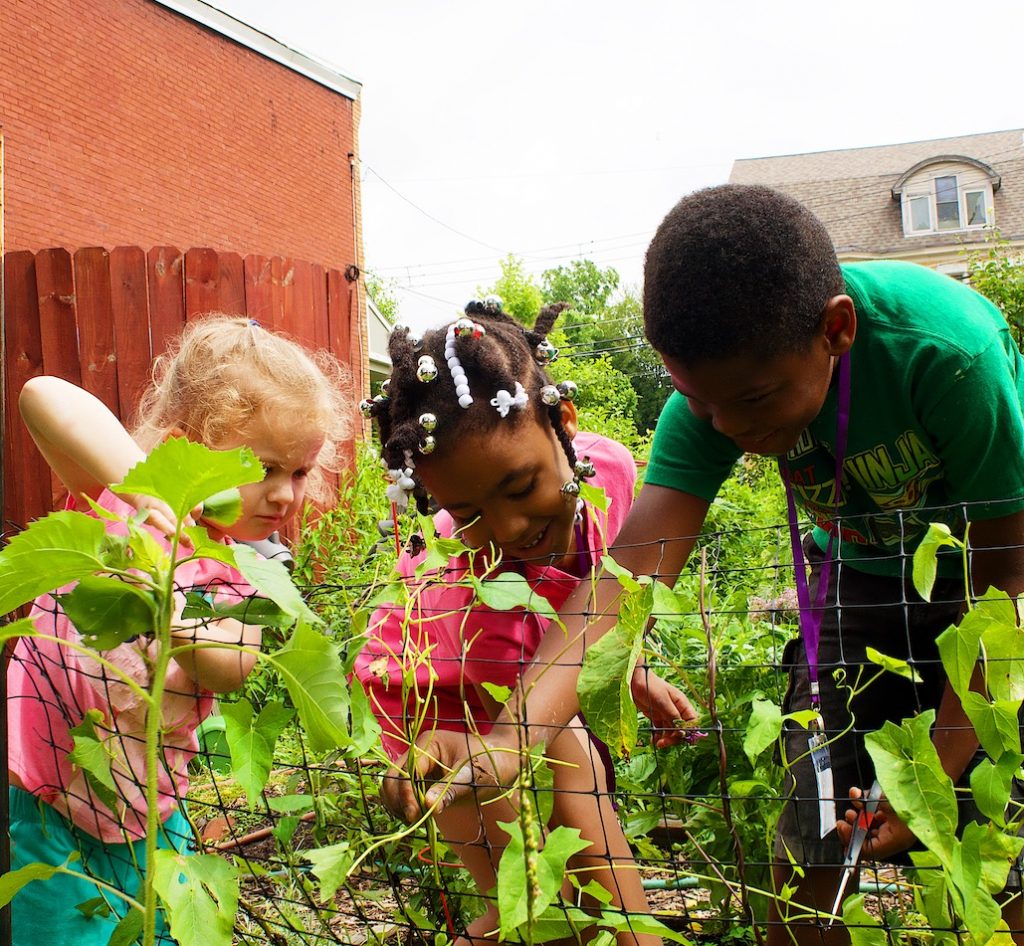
[369,300,576,513]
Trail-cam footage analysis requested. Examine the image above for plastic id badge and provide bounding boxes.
[808,732,837,838]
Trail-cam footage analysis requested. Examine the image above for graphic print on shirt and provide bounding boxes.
[785,428,944,549]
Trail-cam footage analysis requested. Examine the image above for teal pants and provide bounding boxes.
[8,787,191,945]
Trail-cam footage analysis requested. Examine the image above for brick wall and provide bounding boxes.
[0,0,359,273]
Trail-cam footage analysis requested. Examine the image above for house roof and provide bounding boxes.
[152,0,361,101]
[729,129,1024,255]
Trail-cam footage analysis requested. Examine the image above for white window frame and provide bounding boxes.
[901,173,993,236]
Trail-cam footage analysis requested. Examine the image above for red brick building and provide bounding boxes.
[0,0,368,529]
[0,0,363,273]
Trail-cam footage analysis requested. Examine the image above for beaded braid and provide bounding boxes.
[364,298,584,513]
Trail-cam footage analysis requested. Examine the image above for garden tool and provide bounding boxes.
[827,778,883,925]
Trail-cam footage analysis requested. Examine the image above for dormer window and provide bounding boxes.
[892,156,1000,238]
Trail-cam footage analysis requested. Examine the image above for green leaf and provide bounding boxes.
[599,554,645,594]
[114,438,262,527]
[578,481,610,513]
[67,708,120,815]
[865,711,958,869]
[267,794,314,814]
[108,907,145,946]
[0,861,60,907]
[595,910,693,944]
[181,591,292,630]
[481,682,513,704]
[743,699,783,765]
[841,894,889,946]
[59,576,155,650]
[496,822,590,938]
[978,597,1024,702]
[864,646,922,683]
[0,617,40,645]
[651,582,693,623]
[528,743,555,826]
[577,618,646,757]
[75,895,111,918]
[306,842,354,901]
[348,675,383,757]
[937,613,984,702]
[152,851,238,946]
[181,527,238,567]
[221,699,294,808]
[912,522,958,602]
[201,488,242,527]
[264,622,350,753]
[232,545,320,626]
[472,572,556,619]
[963,692,1022,758]
[0,511,108,613]
[959,819,1024,896]
[969,752,1023,826]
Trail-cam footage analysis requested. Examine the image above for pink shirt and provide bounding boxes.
[7,490,254,842]
[355,432,637,759]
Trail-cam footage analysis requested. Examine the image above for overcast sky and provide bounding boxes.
[213,0,1024,329]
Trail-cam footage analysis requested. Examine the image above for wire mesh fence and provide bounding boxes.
[4,483,1023,946]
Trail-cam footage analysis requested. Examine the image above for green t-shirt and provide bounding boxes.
[646,260,1024,576]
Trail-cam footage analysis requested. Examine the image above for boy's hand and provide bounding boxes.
[381,729,520,824]
[630,667,699,748]
[837,785,914,860]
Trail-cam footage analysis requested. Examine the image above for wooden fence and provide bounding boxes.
[2,246,363,534]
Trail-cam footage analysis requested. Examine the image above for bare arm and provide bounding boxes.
[503,484,710,746]
[170,594,262,693]
[19,376,145,503]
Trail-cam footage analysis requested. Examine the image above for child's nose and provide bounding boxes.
[710,407,751,440]
[490,510,532,548]
[267,475,295,506]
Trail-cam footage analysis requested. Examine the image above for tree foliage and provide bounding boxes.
[964,228,1024,346]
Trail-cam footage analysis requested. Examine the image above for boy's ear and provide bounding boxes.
[559,399,579,440]
[162,426,188,443]
[820,295,857,356]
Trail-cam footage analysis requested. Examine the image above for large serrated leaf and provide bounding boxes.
[60,576,155,649]
[0,511,108,613]
[115,438,262,526]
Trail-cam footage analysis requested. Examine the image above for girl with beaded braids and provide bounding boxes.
[355,300,688,946]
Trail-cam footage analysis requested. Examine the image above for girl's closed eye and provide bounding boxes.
[508,478,537,500]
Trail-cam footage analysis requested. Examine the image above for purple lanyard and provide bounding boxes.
[778,353,851,709]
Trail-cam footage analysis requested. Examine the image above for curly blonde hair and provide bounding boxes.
[132,315,352,504]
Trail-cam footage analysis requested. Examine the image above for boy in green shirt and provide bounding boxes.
[384,185,1024,945]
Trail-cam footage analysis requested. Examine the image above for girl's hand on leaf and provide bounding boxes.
[381,729,518,824]
[630,667,698,748]
[125,493,200,542]
[837,785,914,860]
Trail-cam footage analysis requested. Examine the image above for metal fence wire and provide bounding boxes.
[4,498,1022,946]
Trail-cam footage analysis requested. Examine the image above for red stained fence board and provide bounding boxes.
[110,246,152,416]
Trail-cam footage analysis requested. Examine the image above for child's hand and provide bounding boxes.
[837,785,914,860]
[381,729,519,824]
[123,494,200,541]
[630,667,699,748]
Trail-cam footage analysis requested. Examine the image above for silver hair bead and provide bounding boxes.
[410,333,423,351]
[389,322,409,337]
[379,378,391,397]
[560,479,581,497]
[416,355,438,383]
[534,339,558,365]
[539,385,560,406]
[556,380,578,402]
[454,317,475,338]
[419,412,437,432]
[575,457,596,479]
[359,398,374,417]
[483,294,502,312]
[418,435,436,455]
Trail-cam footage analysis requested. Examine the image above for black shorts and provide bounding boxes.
[772,535,1009,870]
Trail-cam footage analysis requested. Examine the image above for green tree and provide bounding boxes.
[366,273,400,324]
[478,254,543,326]
[964,228,1024,345]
